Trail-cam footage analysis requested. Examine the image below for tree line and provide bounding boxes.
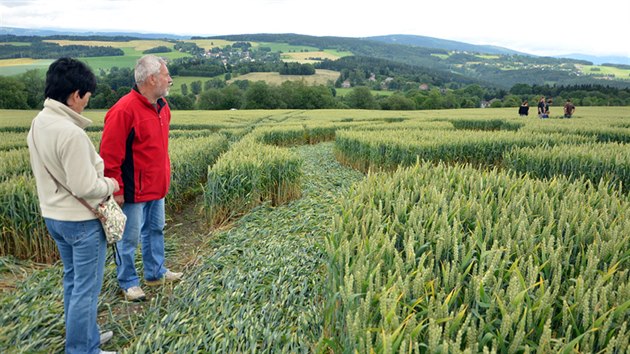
[2,67,629,111]
[0,41,123,60]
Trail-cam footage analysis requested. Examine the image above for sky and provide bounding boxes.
[1,0,629,58]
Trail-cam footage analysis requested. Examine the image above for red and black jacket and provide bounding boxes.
[101,88,171,203]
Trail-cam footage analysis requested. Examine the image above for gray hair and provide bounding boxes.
[134,55,166,85]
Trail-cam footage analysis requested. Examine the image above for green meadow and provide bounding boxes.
[577,64,630,78]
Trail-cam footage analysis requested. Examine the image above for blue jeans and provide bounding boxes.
[116,198,167,290]
[45,218,106,354]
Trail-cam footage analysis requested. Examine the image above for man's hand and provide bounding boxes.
[110,178,120,193]
[114,194,125,206]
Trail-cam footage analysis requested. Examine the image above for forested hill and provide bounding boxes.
[204,33,630,89]
[366,34,527,56]
[316,56,487,88]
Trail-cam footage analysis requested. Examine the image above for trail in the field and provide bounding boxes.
[123,142,365,352]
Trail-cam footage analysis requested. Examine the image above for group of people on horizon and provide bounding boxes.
[27,55,181,353]
[518,96,576,118]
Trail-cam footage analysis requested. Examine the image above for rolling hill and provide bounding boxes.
[2,27,630,90]
[366,34,528,56]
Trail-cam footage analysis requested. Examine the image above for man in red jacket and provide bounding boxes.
[100,55,182,301]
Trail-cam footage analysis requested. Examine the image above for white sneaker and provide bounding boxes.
[164,270,183,281]
[122,286,146,301]
[145,270,183,286]
[99,331,113,345]
[100,351,117,354]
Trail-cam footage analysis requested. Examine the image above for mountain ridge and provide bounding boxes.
[3,26,628,65]
[365,34,530,56]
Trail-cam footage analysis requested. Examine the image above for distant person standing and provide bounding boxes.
[546,97,553,117]
[518,100,529,116]
[100,55,182,302]
[537,96,548,118]
[563,99,576,118]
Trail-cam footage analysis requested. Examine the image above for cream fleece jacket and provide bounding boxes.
[27,98,117,221]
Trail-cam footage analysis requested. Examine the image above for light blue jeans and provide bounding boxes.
[116,198,167,290]
[45,218,106,354]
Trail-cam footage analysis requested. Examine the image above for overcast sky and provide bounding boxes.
[1,0,629,58]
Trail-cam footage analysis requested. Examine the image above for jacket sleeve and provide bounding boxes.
[60,130,115,199]
[100,107,130,196]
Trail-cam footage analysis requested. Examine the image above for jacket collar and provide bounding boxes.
[132,86,167,113]
[43,98,92,129]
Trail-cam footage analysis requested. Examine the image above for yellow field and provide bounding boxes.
[475,54,500,59]
[43,39,175,51]
[185,39,234,51]
[228,69,340,85]
[281,51,343,63]
[0,58,40,67]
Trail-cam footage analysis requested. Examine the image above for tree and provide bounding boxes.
[102,67,134,90]
[197,89,224,110]
[502,94,522,107]
[279,81,335,109]
[0,77,29,109]
[180,83,188,96]
[19,69,45,109]
[221,85,244,110]
[461,84,486,99]
[190,80,202,95]
[142,46,172,54]
[420,89,443,110]
[442,91,460,109]
[89,83,117,109]
[167,94,194,110]
[381,94,416,110]
[204,79,226,91]
[243,81,282,109]
[349,68,366,86]
[460,97,479,108]
[346,86,377,109]
[510,83,532,95]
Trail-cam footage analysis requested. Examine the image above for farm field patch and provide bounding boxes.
[281,50,352,63]
[0,58,53,76]
[184,39,234,51]
[43,39,175,51]
[228,69,340,86]
[576,64,630,80]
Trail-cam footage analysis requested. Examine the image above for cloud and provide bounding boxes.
[1,0,629,57]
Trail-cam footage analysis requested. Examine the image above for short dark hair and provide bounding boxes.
[44,58,97,104]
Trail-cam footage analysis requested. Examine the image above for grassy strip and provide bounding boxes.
[450,118,524,131]
[123,142,362,352]
[256,125,337,146]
